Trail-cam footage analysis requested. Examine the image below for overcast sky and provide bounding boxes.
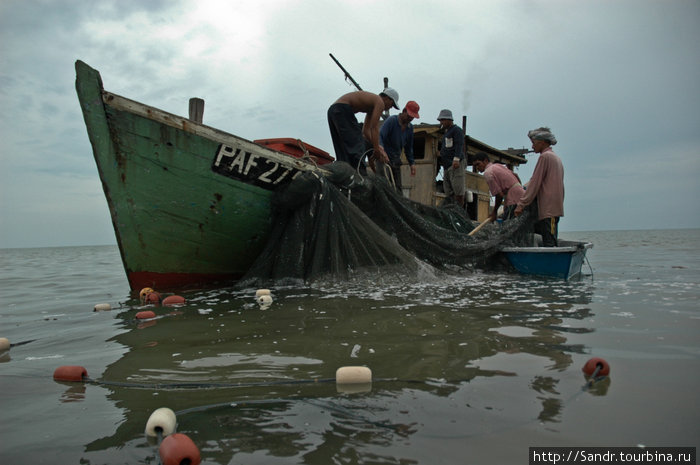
[1,0,699,248]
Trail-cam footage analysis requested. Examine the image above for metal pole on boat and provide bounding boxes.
[329,53,363,91]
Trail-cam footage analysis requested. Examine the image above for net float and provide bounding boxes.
[162,295,186,306]
[93,303,111,312]
[144,292,162,304]
[159,433,201,465]
[335,366,372,385]
[53,365,88,382]
[139,287,155,301]
[582,357,611,377]
[0,337,10,352]
[145,407,177,438]
[136,310,157,320]
[255,289,271,297]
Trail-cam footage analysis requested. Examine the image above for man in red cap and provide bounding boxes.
[377,100,420,193]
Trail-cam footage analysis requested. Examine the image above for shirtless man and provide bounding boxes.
[327,88,399,170]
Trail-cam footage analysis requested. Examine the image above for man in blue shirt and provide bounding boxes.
[437,109,465,207]
[378,100,420,193]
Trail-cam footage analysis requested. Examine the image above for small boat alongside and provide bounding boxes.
[500,240,593,280]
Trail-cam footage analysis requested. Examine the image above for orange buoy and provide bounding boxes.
[136,310,157,320]
[139,287,155,301]
[162,295,186,306]
[159,433,201,465]
[53,365,88,382]
[582,357,611,377]
[145,292,162,305]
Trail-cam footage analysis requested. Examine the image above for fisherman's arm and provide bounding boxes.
[491,195,503,222]
[363,107,388,162]
[451,127,464,169]
[406,127,416,176]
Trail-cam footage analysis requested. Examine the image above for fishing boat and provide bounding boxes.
[500,240,593,280]
[76,60,583,290]
[75,60,333,290]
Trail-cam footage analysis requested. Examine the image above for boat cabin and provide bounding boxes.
[399,120,527,222]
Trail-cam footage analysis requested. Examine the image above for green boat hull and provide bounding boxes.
[75,61,323,291]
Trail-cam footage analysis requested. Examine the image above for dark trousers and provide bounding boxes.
[327,103,366,169]
[534,217,560,247]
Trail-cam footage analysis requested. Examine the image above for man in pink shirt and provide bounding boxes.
[472,152,525,222]
[514,127,564,246]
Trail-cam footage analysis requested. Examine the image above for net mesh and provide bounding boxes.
[240,162,536,286]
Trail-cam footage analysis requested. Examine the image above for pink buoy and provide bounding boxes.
[136,310,157,320]
[162,295,186,306]
[582,357,611,377]
[159,433,201,465]
[53,365,88,382]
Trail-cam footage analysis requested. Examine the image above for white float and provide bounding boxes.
[145,407,177,438]
[335,366,372,384]
[93,303,111,312]
[255,289,271,297]
[0,337,10,352]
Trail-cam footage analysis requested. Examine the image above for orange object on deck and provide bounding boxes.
[255,138,334,165]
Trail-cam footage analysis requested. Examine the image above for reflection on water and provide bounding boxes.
[79,270,594,464]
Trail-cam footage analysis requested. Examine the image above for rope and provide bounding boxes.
[584,254,594,278]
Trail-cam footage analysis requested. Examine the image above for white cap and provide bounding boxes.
[381,87,399,109]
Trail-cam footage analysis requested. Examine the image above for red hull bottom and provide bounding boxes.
[127,271,242,294]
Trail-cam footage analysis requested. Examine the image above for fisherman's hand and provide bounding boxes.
[376,146,389,164]
[368,157,376,172]
[410,165,416,176]
[452,159,460,170]
[514,205,523,217]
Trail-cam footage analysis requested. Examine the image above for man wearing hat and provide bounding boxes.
[377,100,420,193]
[514,127,564,246]
[327,88,399,171]
[437,109,466,207]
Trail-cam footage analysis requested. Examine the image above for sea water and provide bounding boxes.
[0,229,698,464]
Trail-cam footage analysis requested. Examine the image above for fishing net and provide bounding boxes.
[240,162,536,286]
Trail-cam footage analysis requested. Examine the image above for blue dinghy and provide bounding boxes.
[501,240,593,280]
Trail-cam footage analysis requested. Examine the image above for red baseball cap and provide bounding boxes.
[404,100,420,119]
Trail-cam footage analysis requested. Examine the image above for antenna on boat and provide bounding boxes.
[329,53,363,91]
[330,53,390,120]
